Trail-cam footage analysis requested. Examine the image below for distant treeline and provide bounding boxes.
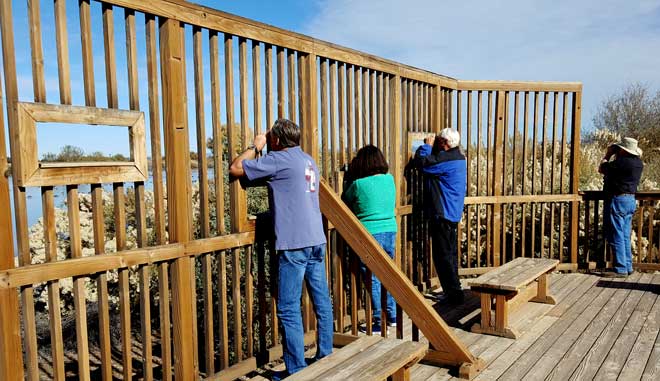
[41,145,129,162]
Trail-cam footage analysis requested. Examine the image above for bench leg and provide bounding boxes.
[472,293,518,339]
[392,367,410,381]
[530,273,557,305]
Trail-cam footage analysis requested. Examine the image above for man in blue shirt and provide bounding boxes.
[599,137,644,278]
[414,128,466,305]
[229,119,333,376]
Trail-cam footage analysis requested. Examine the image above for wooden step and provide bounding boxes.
[287,335,427,381]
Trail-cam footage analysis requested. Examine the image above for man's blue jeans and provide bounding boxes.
[360,232,397,326]
[604,195,637,274]
[277,244,334,374]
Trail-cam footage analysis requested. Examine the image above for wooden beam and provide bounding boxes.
[319,180,480,370]
[159,17,195,380]
[0,27,23,378]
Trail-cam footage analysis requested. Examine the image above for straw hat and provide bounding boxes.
[614,137,642,156]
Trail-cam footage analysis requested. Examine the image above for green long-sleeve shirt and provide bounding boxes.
[343,173,397,234]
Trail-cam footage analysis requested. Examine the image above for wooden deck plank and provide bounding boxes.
[496,274,604,379]
[623,275,660,380]
[567,273,651,380]
[522,273,636,379]
[641,321,660,381]
[544,273,644,380]
[595,274,659,379]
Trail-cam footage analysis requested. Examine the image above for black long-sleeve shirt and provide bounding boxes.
[600,155,643,195]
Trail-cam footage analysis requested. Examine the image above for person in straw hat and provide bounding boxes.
[598,137,644,277]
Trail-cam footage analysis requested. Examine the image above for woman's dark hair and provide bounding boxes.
[348,145,389,180]
[270,118,300,148]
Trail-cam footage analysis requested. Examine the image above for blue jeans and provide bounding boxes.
[604,195,637,274]
[360,232,397,326]
[277,244,334,374]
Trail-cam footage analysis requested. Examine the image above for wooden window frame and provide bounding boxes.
[13,102,147,186]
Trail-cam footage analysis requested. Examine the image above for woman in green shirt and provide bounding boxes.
[343,145,397,333]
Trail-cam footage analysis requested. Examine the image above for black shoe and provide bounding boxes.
[358,323,382,335]
[628,270,636,276]
[600,271,627,278]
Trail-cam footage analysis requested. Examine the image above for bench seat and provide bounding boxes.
[468,257,559,339]
[287,335,428,381]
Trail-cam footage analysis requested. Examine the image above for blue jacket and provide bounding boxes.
[414,144,466,222]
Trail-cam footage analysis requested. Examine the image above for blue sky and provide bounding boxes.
[4,0,660,157]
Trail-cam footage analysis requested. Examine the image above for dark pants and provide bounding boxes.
[430,217,463,301]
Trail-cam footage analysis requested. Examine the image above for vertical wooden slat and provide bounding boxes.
[330,60,337,171]
[102,3,118,108]
[245,245,254,358]
[209,31,225,236]
[193,26,214,376]
[79,0,95,105]
[160,17,195,380]
[362,68,369,145]
[226,34,247,232]
[218,248,229,369]
[569,91,582,266]
[370,70,377,143]
[253,41,262,135]
[531,92,539,257]
[492,91,505,267]
[276,46,285,118]
[338,62,346,166]
[112,183,132,380]
[320,59,329,177]
[466,91,472,266]
[512,92,519,260]
[54,0,71,104]
[521,92,529,258]
[91,185,112,381]
[265,44,274,128]
[355,67,362,149]
[539,93,549,257]
[377,72,384,148]
[287,49,296,122]
[42,187,65,380]
[147,17,171,379]
[28,0,46,102]
[347,64,354,158]
[232,247,243,361]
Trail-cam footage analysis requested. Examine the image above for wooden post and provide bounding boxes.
[0,58,24,381]
[569,90,582,267]
[159,17,195,380]
[491,91,505,266]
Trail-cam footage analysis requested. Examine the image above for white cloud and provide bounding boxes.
[303,0,660,129]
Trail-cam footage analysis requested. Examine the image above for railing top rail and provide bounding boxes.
[100,0,456,86]
[457,80,583,92]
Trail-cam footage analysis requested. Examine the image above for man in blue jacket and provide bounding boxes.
[414,128,466,305]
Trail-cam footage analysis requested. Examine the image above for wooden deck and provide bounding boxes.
[252,272,659,380]
[408,272,660,380]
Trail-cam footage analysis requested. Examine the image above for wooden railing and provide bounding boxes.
[580,191,660,271]
[0,0,583,380]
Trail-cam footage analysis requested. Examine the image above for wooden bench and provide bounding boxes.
[468,257,559,339]
[287,335,428,381]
